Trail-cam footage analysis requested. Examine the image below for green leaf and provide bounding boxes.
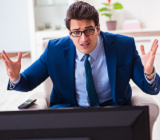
[101,13,112,17]
[102,3,110,6]
[98,7,108,12]
[113,3,123,9]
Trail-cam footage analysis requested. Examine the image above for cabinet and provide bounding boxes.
[34,0,68,31]
[110,29,160,54]
[30,0,77,62]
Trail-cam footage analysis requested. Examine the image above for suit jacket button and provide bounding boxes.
[154,88,157,91]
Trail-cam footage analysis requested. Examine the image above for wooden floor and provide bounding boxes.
[0,57,43,111]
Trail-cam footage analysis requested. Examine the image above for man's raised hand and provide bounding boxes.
[1,50,22,82]
[140,39,159,79]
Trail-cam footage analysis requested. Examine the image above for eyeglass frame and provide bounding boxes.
[70,26,97,37]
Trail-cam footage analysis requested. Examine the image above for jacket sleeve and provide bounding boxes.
[131,39,160,95]
[7,41,51,92]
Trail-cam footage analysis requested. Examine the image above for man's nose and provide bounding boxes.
[80,32,88,41]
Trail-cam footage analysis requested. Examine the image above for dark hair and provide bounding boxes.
[65,1,99,30]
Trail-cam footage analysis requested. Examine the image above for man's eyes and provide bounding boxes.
[73,31,81,34]
[86,29,93,32]
[72,29,93,34]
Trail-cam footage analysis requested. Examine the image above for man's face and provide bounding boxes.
[69,19,100,54]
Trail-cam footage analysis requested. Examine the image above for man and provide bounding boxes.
[1,1,160,108]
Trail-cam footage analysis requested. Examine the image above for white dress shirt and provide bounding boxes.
[75,35,112,106]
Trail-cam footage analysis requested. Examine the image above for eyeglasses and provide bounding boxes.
[70,26,97,37]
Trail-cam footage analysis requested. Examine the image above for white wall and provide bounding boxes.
[0,0,31,53]
[34,0,78,31]
[81,0,160,31]
[34,5,68,31]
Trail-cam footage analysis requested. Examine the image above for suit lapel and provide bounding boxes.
[61,33,117,106]
[101,31,117,104]
[63,39,77,106]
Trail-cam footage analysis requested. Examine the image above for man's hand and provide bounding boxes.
[140,39,159,80]
[0,50,22,82]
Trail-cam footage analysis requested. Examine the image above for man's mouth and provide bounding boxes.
[81,43,90,48]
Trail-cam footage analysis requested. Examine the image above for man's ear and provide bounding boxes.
[97,23,101,35]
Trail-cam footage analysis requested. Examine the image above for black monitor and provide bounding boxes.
[0,106,150,140]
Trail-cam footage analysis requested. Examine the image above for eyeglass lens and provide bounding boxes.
[71,27,96,37]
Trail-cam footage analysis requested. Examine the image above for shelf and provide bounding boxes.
[34,4,68,7]
[34,0,68,7]
[109,28,160,37]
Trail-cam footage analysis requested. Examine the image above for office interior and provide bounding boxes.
[0,0,160,139]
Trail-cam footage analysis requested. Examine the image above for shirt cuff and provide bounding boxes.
[144,72,156,86]
[9,75,21,90]
[11,74,21,85]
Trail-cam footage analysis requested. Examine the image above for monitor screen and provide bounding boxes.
[12,138,90,140]
[0,106,150,140]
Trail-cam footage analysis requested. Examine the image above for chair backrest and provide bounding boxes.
[42,40,53,107]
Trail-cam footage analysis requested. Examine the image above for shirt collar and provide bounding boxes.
[76,35,101,61]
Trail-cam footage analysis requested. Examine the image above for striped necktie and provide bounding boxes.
[84,54,99,107]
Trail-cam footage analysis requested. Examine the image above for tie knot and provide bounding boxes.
[85,54,90,61]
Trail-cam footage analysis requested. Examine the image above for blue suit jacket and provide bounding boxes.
[9,31,160,107]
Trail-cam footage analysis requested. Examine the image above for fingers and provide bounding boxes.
[2,50,11,62]
[17,51,22,62]
[149,54,155,66]
[1,54,10,69]
[1,54,5,61]
[1,51,15,72]
[140,45,145,55]
[4,60,10,70]
[152,42,159,56]
[7,69,12,77]
[1,50,14,70]
[1,53,6,61]
[150,39,158,51]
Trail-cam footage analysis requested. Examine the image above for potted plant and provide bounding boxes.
[98,0,123,30]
